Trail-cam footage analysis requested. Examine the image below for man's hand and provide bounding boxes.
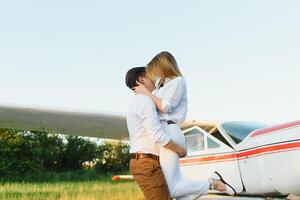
[177,146,187,158]
[164,139,187,158]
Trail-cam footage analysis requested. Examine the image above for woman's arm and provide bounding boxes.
[148,94,164,113]
[134,77,185,114]
[133,81,165,113]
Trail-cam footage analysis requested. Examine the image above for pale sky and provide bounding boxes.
[0,1,299,123]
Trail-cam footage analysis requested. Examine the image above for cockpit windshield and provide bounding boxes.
[221,121,268,144]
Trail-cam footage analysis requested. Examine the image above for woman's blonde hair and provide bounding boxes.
[146,51,182,83]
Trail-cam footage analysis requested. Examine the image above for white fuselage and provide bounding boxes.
[179,121,300,196]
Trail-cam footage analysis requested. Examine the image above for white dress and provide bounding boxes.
[154,76,209,200]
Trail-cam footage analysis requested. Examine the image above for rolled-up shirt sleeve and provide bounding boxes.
[138,96,171,146]
[161,77,185,114]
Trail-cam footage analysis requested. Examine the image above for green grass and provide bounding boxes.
[0,171,143,200]
[0,180,144,200]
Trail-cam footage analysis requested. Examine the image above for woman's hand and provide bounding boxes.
[134,81,165,113]
[133,81,152,96]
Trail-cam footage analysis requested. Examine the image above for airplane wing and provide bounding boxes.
[0,105,219,140]
[180,120,220,134]
[0,105,128,140]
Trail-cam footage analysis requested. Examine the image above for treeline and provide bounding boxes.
[0,128,130,181]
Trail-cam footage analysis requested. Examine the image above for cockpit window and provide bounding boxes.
[207,137,220,149]
[221,122,268,144]
[185,129,204,152]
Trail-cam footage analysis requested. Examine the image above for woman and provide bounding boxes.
[134,52,235,199]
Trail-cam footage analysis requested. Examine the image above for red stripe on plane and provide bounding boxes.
[237,141,300,158]
[250,120,300,138]
[179,141,300,166]
[180,153,237,165]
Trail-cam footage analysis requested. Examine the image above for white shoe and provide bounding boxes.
[209,171,237,196]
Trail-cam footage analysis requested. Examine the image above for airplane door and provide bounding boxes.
[179,126,244,193]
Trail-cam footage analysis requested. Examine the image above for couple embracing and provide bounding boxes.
[125,52,236,200]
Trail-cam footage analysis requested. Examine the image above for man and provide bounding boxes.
[125,67,187,200]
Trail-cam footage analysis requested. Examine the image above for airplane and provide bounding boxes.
[179,120,300,197]
[0,104,300,198]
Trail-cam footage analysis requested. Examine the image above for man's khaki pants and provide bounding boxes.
[130,158,172,200]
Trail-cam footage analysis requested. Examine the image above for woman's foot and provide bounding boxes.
[209,171,237,195]
[212,179,227,192]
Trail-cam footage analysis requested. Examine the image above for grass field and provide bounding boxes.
[0,179,290,200]
[0,180,144,200]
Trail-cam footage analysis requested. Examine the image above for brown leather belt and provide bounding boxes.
[167,120,176,125]
[130,153,159,160]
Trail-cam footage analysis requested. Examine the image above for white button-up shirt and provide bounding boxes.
[127,94,171,156]
[154,76,188,123]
